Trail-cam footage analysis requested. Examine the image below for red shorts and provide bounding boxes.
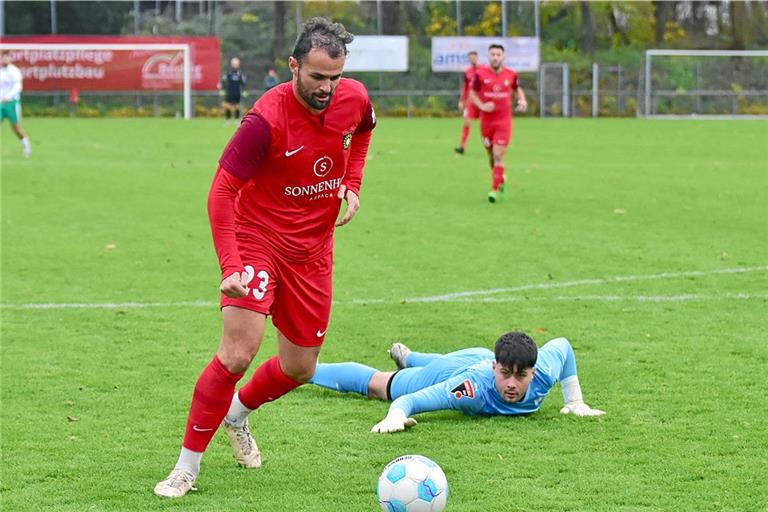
[463,103,480,120]
[220,233,333,347]
[481,119,512,148]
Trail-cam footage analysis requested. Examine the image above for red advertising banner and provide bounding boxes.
[0,35,220,91]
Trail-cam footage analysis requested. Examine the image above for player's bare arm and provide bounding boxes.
[335,185,360,227]
[469,89,494,112]
[515,87,528,113]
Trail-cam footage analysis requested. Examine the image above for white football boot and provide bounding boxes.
[153,468,197,498]
[388,342,412,370]
[222,419,262,468]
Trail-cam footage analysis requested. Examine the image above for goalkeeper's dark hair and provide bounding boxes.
[494,332,537,371]
[489,43,505,52]
[292,17,354,63]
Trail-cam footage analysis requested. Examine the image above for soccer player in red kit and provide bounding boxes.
[154,17,376,498]
[469,44,528,203]
[454,50,479,155]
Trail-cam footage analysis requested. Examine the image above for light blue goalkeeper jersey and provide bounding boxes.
[388,337,578,417]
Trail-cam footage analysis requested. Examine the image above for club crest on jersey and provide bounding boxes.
[342,132,353,150]
[450,380,475,400]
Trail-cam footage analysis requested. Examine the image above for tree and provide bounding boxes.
[273,1,286,63]
[753,0,768,43]
[606,4,630,47]
[4,1,132,35]
[652,0,669,44]
[463,2,503,36]
[425,1,457,36]
[579,1,597,54]
[730,0,749,49]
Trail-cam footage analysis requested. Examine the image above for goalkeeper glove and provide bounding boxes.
[560,402,605,416]
[371,409,417,434]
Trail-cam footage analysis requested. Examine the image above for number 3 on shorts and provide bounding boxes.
[243,265,270,300]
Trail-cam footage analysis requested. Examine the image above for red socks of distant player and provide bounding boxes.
[237,356,302,410]
[492,165,505,190]
[182,356,243,452]
[460,125,470,149]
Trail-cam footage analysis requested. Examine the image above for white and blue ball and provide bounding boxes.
[377,454,448,512]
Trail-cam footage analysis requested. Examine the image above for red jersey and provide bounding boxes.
[459,65,479,103]
[471,65,519,124]
[211,79,375,273]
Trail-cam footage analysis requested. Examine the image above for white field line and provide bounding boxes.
[1,266,765,310]
[0,300,217,310]
[2,294,765,311]
[447,293,768,303]
[397,266,768,304]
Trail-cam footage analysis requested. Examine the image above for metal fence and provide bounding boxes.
[21,58,768,119]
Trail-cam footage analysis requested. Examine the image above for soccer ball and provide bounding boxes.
[377,454,449,512]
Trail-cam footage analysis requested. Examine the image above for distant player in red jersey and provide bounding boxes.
[454,50,479,155]
[469,44,528,203]
[154,17,376,498]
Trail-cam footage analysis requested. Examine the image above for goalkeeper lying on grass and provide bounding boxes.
[309,332,605,433]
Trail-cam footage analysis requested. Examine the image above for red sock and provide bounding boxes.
[460,125,470,148]
[492,165,505,190]
[182,356,243,452]
[237,356,302,410]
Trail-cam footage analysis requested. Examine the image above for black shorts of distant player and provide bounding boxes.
[223,93,243,121]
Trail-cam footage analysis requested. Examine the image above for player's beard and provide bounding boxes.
[296,73,335,111]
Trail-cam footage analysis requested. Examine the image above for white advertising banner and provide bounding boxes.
[345,36,409,72]
[431,37,540,72]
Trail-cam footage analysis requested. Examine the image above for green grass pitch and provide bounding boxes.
[1,116,767,511]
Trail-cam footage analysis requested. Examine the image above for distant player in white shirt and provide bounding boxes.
[309,331,605,433]
[1,53,31,157]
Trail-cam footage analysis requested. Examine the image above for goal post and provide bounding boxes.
[644,49,768,118]
[0,43,193,119]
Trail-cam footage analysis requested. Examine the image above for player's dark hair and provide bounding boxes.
[489,43,505,52]
[468,51,478,56]
[292,17,354,63]
[494,332,537,371]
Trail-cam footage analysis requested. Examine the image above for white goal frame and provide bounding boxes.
[644,49,768,118]
[0,43,193,120]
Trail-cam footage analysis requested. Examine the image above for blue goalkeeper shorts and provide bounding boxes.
[388,348,493,399]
